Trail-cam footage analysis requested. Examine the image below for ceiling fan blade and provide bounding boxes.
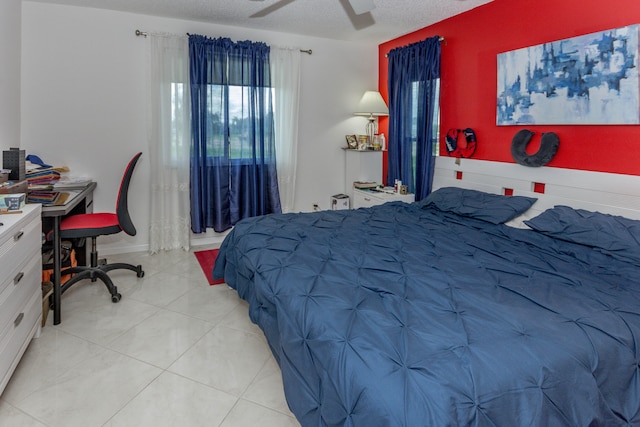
[348,0,375,15]
[339,0,375,30]
[250,0,297,18]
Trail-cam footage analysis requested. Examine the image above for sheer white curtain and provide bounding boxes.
[147,33,191,253]
[271,47,301,213]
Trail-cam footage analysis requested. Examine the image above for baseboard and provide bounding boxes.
[100,243,149,257]
[99,231,230,256]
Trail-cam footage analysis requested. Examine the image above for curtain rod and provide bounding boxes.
[384,36,445,58]
[135,29,312,55]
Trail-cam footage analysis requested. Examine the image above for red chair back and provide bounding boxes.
[116,152,142,236]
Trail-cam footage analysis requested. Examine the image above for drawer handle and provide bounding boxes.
[14,312,24,327]
[13,230,24,241]
[13,272,24,285]
[364,197,371,202]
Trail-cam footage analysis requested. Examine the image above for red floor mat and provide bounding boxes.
[194,249,225,285]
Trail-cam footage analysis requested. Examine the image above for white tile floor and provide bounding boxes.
[0,249,301,427]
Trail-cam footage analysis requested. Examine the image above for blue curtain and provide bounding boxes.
[189,35,281,233]
[387,37,441,201]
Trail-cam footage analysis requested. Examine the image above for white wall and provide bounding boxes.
[21,2,378,254]
[0,0,21,153]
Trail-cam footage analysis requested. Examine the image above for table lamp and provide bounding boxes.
[354,91,389,149]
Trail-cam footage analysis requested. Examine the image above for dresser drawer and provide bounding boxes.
[353,191,380,209]
[0,254,40,341]
[0,289,41,394]
[0,208,41,282]
[353,189,415,209]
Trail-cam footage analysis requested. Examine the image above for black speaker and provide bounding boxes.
[2,148,25,181]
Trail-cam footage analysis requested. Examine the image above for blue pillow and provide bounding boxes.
[421,187,537,224]
[524,205,640,263]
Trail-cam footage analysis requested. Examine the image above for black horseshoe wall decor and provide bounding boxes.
[511,129,559,167]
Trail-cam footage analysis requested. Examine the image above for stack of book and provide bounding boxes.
[353,181,379,189]
[27,191,59,204]
[26,168,61,188]
[52,177,92,190]
[26,165,91,205]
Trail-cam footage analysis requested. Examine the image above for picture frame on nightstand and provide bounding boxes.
[357,135,369,150]
[345,134,358,149]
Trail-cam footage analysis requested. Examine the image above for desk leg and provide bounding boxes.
[52,216,62,325]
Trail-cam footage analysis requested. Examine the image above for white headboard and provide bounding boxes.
[433,157,640,222]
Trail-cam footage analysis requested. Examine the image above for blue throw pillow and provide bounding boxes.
[421,187,537,224]
[524,205,640,263]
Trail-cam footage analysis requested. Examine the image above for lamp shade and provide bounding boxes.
[354,91,389,117]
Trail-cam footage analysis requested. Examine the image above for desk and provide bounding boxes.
[40,182,96,325]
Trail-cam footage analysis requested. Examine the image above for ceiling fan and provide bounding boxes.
[249,0,376,19]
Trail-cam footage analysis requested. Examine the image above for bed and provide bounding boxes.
[212,158,640,426]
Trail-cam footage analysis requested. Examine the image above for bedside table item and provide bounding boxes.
[331,194,350,210]
[353,181,378,189]
[353,91,389,149]
[353,188,414,209]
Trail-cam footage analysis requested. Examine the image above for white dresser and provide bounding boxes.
[353,188,415,209]
[0,204,42,396]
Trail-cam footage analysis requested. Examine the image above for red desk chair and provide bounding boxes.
[58,152,144,303]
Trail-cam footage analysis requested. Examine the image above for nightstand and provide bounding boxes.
[353,188,415,209]
[344,149,382,201]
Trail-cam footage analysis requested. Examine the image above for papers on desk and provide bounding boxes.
[23,159,89,206]
[26,168,91,190]
[27,191,59,204]
[53,177,92,190]
[27,190,81,206]
[26,169,61,187]
[27,173,91,206]
[55,191,80,206]
[29,178,92,191]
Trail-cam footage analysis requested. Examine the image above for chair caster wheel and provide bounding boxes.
[111,293,122,303]
[137,269,145,278]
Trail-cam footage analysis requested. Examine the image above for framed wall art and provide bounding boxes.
[497,25,639,125]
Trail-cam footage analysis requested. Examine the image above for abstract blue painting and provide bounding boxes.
[497,25,639,125]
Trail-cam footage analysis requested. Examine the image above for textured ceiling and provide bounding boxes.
[27,0,493,44]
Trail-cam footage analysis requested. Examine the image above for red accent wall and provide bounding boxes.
[378,0,640,178]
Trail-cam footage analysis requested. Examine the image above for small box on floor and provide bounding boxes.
[331,194,349,210]
[0,193,26,211]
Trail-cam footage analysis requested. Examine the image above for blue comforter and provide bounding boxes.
[213,202,640,426]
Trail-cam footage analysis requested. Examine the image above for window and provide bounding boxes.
[431,79,441,156]
[204,85,274,159]
[405,78,441,179]
[169,82,189,166]
[188,35,281,233]
[410,79,441,160]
